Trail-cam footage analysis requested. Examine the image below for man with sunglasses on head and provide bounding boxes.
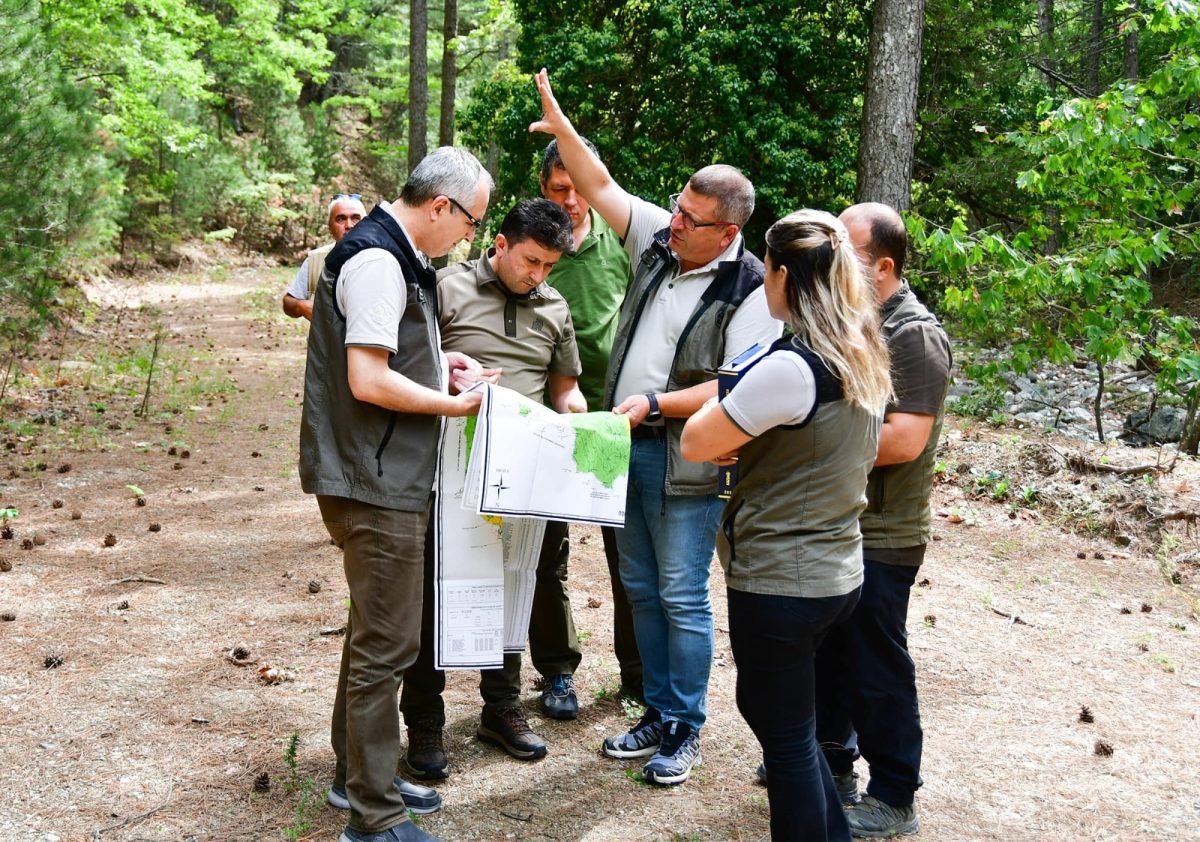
[282,193,367,320]
[530,70,781,786]
[301,146,492,842]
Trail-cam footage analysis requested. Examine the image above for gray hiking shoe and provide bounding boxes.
[338,819,441,841]
[642,720,701,785]
[327,778,442,814]
[845,795,919,838]
[602,707,662,759]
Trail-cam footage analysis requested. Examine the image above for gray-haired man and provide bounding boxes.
[300,146,492,842]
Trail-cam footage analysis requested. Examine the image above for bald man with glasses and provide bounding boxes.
[530,70,781,787]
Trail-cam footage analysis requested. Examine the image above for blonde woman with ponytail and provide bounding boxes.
[682,209,891,841]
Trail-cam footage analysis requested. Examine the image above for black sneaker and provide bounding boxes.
[405,718,449,780]
[339,819,441,841]
[540,674,579,720]
[844,795,919,838]
[602,707,662,759]
[327,778,442,814]
[754,762,858,803]
[642,720,701,785]
[477,706,548,760]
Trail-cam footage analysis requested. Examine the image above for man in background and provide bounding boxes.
[282,193,366,320]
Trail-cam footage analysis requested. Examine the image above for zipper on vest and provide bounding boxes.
[375,412,398,477]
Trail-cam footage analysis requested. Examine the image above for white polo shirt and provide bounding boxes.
[612,196,781,404]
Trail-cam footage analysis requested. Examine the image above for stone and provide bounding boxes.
[1122,406,1188,444]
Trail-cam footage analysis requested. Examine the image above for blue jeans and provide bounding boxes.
[616,437,722,731]
[729,586,860,842]
[815,558,923,808]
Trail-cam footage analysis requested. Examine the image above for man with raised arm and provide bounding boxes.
[813,201,952,838]
[300,146,492,842]
[282,193,367,320]
[530,70,781,786]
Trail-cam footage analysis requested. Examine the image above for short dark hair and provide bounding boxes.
[498,199,575,255]
[540,137,600,184]
[868,212,907,277]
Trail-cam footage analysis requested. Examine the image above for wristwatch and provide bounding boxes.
[644,393,663,423]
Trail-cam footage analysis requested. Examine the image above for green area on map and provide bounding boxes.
[566,412,630,489]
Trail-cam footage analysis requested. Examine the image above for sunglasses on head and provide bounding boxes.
[332,193,362,201]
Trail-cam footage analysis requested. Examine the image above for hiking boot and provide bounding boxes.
[844,795,919,838]
[540,674,579,720]
[602,707,662,759]
[339,819,441,842]
[477,706,548,760]
[754,761,859,803]
[405,718,449,780]
[642,720,701,785]
[327,778,442,814]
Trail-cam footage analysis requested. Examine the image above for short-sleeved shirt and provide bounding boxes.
[721,351,816,436]
[883,284,952,418]
[545,209,630,410]
[612,196,781,402]
[437,252,581,404]
[285,257,312,300]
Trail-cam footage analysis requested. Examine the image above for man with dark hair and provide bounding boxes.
[301,145,492,842]
[531,70,781,786]
[282,194,367,320]
[537,137,642,713]
[812,201,952,838]
[400,198,585,773]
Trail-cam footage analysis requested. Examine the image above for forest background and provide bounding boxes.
[2,0,1199,434]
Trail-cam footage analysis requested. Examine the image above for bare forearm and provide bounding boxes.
[658,380,719,418]
[283,294,312,320]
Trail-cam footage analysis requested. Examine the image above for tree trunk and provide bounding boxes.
[1037,0,1056,89]
[1087,0,1104,96]
[1123,0,1138,82]
[408,0,429,170]
[439,0,458,147]
[855,0,925,210]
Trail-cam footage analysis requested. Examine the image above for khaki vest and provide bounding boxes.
[306,242,335,298]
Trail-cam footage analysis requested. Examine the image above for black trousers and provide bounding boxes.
[814,558,923,808]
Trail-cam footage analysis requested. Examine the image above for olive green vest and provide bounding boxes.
[299,206,442,511]
[861,286,951,551]
[603,228,765,496]
[717,338,879,598]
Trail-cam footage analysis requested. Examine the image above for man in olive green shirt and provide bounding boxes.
[400,199,584,773]
[540,139,643,706]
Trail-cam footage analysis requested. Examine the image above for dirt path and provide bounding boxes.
[1,263,1198,841]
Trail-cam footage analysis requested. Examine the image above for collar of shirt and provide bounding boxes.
[879,280,912,319]
[672,231,744,280]
[378,200,430,268]
[477,247,544,300]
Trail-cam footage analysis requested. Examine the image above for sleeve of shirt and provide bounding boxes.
[285,258,310,300]
[721,352,817,437]
[336,249,407,353]
[550,304,583,377]
[721,285,784,366]
[888,321,952,415]
[623,196,672,265]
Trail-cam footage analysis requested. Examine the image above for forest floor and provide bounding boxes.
[1,254,1199,842]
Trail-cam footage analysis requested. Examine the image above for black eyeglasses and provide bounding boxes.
[332,193,362,201]
[446,196,482,230]
[669,192,730,232]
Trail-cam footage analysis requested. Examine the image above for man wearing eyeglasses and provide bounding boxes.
[282,193,367,320]
[531,70,782,786]
[300,146,492,842]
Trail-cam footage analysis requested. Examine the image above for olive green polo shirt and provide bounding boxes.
[437,252,581,404]
[545,210,630,410]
